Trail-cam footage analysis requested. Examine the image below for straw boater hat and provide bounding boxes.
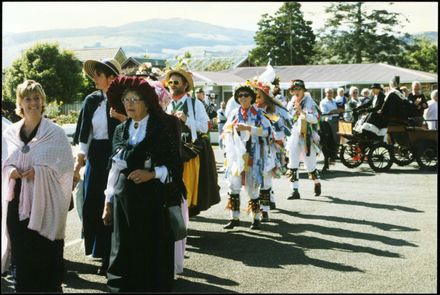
[83,58,121,80]
[164,69,194,92]
[234,81,257,104]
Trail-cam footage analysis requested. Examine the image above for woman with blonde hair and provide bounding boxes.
[2,80,74,292]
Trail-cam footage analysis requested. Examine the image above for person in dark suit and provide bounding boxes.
[103,76,184,292]
[72,58,126,275]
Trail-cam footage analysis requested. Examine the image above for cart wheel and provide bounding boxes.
[416,141,438,170]
[367,142,394,172]
[340,143,364,168]
[392,144,414,166]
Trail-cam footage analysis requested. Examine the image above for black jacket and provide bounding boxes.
[73,90,120,145]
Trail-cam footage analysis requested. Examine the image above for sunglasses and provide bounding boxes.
[237,93,251,98]
[123,96,142,104]
[168,80,180,86]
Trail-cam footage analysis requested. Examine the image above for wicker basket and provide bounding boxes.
[338,120,352,135]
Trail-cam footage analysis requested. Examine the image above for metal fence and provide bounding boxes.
[61,102,82,115]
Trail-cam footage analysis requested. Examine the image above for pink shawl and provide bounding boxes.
[1,118,74,272]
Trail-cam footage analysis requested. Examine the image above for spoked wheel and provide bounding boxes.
[367,142,394,172]
[392,144,414,166]
[340,143,364,168]
[416,141,438,170]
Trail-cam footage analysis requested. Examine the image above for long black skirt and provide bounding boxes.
[107,174,175,293]
[189,136,221,217]
[82,139,112,261]
[7,180,64,293]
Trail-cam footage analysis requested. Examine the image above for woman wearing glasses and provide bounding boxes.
[103,76,183,292]
[222,82,272,230]
[73,58,127,275]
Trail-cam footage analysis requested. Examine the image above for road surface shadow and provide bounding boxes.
[63,259,108,292]
[190,216,406,258]
[173,268,239,293]
[275,209,420,232]
[318,169,375,179]
[187,227,364,273]
[173,276,237,293]
[304,196,424,213]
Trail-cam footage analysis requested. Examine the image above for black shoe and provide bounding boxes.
[287,191,300,200]
[321,165,329,173]
[261,212,270,222]
[97,263,108,276]
[223,219,240,229]
[250,219,261,230]
[314,183,321,196]
[269,201,276,210]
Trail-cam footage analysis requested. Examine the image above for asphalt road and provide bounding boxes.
[2,146,437,293]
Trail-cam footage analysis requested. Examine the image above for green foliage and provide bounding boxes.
[54,110,80,125]
[2,42,83,104]
[203,58,234,71]
[45,100,64,119]
[399,37,438,73]
[1,99,21,122]
[249,2,316,66]
[318,2,407,64]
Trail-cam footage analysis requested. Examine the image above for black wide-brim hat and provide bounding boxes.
[106,76,159,116]
[370,83,383,89]
[83,58,121,80]
[234,85,257,104]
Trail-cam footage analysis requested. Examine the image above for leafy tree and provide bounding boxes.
[2,42,83,104]
[249,2,316,66]
[399,36,438,73]
[203,58,234,71]
[319,2,407,64]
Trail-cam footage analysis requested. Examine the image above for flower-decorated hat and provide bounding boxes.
[135,62,164,81]
[234,80,257,104]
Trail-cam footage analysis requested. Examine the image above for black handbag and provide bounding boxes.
[164,174,187,241]
[181,138,203,162]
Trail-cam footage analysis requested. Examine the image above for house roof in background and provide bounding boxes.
[72,47,126,63]
[225,63,438,88]
[121,56,166,68]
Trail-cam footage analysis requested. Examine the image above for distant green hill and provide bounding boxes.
[2,18,256,69]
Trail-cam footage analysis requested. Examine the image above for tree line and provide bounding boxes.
[2,1,437,119]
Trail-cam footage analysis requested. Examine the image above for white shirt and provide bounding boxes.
[424,100,438,130]
[166,95,209,141]
[104,114,168,203]
[79,98,109,156]
[319,98,339,120]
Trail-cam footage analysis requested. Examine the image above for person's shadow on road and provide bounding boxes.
[63,259,108,292]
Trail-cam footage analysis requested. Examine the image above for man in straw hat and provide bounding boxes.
[73,58,126,276]
[164,68,220,218]
[285,79,322,200]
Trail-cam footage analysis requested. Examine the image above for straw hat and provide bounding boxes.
[83,58,121,80]
[164,69,194,92]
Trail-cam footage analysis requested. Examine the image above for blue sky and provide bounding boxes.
[2,1,438,34]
